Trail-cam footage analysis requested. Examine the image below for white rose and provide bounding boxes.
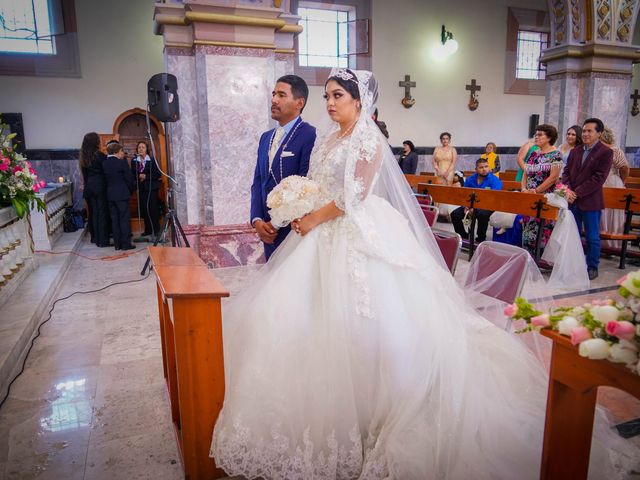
[620,271,640,297]
[590,306,620,324]
[557,316,580,335]
[578,338,611,360]
[571,306,586,316]
[609,343,639,366]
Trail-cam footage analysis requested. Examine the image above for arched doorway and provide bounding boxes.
[111,108,168,233]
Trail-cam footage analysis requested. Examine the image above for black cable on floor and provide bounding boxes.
[0,272,151,411]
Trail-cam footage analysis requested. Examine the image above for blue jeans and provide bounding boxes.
[570,206,601,270]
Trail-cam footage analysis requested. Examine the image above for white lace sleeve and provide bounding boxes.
[340,126,382,212]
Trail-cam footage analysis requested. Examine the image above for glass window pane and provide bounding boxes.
[0,0,55,54]
[516,30,547,80]
[298,5,353,68]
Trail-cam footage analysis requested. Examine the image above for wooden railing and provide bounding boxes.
[540,329,640,480]
[149,246,229,479]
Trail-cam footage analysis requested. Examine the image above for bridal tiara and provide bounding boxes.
[333,69,358,84]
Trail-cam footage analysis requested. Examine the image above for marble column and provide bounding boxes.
[542,0,640,148]
[154,1,301,267]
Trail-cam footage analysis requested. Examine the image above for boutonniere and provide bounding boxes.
[281,151,295,158]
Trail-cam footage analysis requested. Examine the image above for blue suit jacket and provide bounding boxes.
[250,118,316,258]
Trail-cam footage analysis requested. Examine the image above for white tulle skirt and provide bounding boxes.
[210,195,636,480]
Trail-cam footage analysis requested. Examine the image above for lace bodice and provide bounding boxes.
[308,128,382,213]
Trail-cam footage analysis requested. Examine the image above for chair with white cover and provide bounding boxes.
[432,228,461,274]
[421,204,439,227]
[463,241,529,305]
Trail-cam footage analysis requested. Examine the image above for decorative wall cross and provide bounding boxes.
[631,89,639,117]
[399,75,416,108]
[465,79,481,111]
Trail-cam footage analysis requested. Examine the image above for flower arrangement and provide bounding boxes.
[267,175,321,228]
[553,183,573,199]
[0,123,45,218]
[504,271,640,373]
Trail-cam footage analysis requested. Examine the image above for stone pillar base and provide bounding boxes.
[184,224,265,268]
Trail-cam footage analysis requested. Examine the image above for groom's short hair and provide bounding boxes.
[277,75,309,112]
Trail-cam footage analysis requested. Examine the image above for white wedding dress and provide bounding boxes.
[210,70,637,479]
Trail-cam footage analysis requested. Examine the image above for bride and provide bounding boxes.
[210,69,637,479]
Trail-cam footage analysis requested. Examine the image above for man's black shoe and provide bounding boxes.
[588,268,598,281]
[121,244,136,251]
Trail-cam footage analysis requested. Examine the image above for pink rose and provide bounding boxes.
[531,314,550,327]
[32,184,40,192]
[504,304,518,317]
[0,162,7,172]
[605,321,636,341]
[12,165,22,174]
[570,326,592,346]
[39,180,46,187]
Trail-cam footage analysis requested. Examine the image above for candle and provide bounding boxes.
[58,176,64,183]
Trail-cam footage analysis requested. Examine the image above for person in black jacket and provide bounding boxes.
[103,142,135,250]
[79,132,109,247]
[398,140,418,174]
[131,140,162,240]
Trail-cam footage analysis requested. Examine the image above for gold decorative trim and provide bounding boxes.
[278,24,303,34]
[185,12,286,29]
[275,48,296,54]
[541,44,640,63]
[165,42,194,48]
[194,39,276,50]
[155,11,304,35]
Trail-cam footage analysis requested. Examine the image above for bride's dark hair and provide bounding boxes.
[325,69,360,100]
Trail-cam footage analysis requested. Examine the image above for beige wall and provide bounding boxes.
[0,0,164,149]
[302,0,548,148]
[0,0,637,149]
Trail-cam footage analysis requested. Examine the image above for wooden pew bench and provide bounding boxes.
[600,188,640,269]
[500,170,517,181]
[405,174,443,189]
[417,184,558,261]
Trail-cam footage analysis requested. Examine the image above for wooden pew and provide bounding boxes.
[600,187,640,269]
[500,170,517,181]
[418,184,558,260]
[629,167,640,177]
[624,177,640,189]
[501,180,522,191]
[149,246,229,479]
[405,174,443,189]
[540,329,640,480]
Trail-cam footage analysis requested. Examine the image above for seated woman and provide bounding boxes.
[480,142,500,175]
[521,124,563,257]
[600,126,630,249]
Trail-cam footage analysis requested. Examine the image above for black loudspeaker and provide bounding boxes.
[148,73,180,122]
[528,114,540,139]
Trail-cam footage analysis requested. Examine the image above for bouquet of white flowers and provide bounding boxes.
[267,175,321,228]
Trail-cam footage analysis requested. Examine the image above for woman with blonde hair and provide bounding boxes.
[600,126,630,248]
[480,142,500,174]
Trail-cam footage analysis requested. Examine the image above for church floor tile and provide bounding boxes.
[0,233,638,478]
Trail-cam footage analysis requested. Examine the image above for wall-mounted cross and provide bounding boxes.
[631,89,639,117]
[399,75,416,108]
[465,79,481,111]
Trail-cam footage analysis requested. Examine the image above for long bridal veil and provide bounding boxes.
[317,69,450,273]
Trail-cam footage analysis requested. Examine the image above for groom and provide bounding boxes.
[251,75,316,260]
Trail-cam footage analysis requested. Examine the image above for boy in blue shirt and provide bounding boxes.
[450,158,503,242]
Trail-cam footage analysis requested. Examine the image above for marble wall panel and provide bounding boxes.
[416,154,519,175]
[165,53,202,226]
[29,159,83,209]
[204,53,275,225]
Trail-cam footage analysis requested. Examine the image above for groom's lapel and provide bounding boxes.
[272,118,302,183]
